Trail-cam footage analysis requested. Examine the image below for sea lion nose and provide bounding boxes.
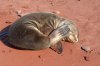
[68,35,78,43]
[74,35,79,43]
[74,38,78,43]
[71,35,78,43]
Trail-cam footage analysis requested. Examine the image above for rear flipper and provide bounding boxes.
[50,41,63,54]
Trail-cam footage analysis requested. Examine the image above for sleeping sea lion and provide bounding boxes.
[9,12,79,54]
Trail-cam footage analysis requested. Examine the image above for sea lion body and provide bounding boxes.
[9,12,79,53]
[9,12,64,50]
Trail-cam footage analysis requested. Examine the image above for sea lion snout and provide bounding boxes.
[66,34,78,43]
[65,25,79,43]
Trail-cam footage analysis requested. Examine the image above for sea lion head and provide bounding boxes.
[49,20,79,44]
[65,28,79,43]
[62,20,79,43]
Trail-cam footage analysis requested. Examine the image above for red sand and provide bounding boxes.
[0,0,100,66]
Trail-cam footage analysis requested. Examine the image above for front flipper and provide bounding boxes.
[49,24,70,45]
[50,41,63,54]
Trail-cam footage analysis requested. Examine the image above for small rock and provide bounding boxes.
[52,11,60,14]
[38,55,45,62]
[15,10,21,14]
[15,10,22,17]
[83,56,89,61]
[81,45,91,52]
[38,55,41,59]
[5,21,12,24]
[17,14,23,17]
[77,0,80,1]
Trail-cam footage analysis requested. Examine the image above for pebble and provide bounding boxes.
[81,45,91,52]
[83,56,89,61]
[15,10,22,14]
[38,55,41,59]
[15,10,22,17]
[5,21,12,24]
[52,11,60,14]
[77,0,80,1]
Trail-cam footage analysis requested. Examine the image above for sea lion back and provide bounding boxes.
[9,12,58,50]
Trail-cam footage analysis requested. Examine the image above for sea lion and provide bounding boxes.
[9,12,79,54]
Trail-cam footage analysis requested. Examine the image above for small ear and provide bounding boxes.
[50,41,63,54]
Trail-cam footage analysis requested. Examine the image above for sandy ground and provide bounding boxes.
[0,0,100,66]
